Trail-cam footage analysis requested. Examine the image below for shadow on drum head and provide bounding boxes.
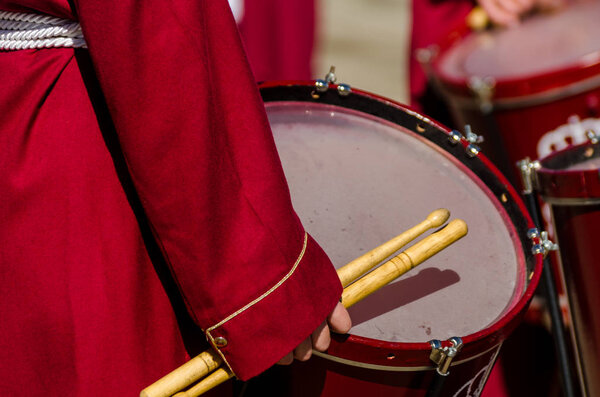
[348,268,461,328]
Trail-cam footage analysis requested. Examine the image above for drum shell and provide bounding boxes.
[548,205,600,397]
[254,82,543,396]
[259,346,501,397]
[263,303,533,397]
[428,4,600,187]
[537,142,600,397]
[441,90,600,186]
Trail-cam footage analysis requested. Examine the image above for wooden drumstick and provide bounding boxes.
[140,351,222,397]
[141,210,450,397]
[337,209,450,287]
[149,218,468,397]
[171,367,233,397]
[341,219,468,308]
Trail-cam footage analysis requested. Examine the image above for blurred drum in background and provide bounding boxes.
[420,1,600,187]
[530,131,600,397]
[245,81,543,396]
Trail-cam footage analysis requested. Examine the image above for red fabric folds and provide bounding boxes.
[0,0,342,394]
[238,0,316,82]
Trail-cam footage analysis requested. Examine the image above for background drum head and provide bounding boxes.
[438,2,600,83]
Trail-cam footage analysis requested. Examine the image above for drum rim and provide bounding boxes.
[260,81,543,369]
[429,3,600,105]
[537,141,600,202]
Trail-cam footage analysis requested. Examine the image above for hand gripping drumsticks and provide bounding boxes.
[141,212,466,397]
[141,209,448,397]
[165,219,468,397]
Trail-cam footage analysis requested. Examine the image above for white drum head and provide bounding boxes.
[267,101,526,343]
[439,2,600,80]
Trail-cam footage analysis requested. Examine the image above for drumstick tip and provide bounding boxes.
[427,209,451,228]
[445,218,468,237]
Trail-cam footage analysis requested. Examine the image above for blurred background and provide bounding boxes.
[313,0,410,103]
[230,0,411,104]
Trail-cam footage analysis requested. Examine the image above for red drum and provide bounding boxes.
[536,138,600,397]
[254,82,543,396]
[426,1,600,186]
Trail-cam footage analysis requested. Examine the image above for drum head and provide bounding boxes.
[264,87,532,344]
[438,2,600,81]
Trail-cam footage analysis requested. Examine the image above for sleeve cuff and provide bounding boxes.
[204,233,343,381]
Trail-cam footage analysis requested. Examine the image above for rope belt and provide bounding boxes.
[0,10,86,50]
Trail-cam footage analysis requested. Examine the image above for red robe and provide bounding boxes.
[0,0,342,395]
[238,0,316,82]
[409,0,473,111]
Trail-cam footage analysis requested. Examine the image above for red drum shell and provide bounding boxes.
[536,142,600,396]
[429,2,600,186]
[433,2,600,100]
[256,82,543,396]
[537,142,600,200]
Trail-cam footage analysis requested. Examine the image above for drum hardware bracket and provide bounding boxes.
[517,158,541,194]
[466,144,480,158]
[429,337,463,376]
[527,228,558,258]
[586,129,599,144]
[468,76,495,114]
[464,125,483,157]
[313,66,352,98]
[448,130,463,145]
[448,125,482,157]
[464,125,484,144]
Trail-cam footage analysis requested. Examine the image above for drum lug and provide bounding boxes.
[466,144,480,157]
[586,129,599,144]
[448,125,482,157]
[517,158,541,194]
[468,76,495,113]
[312,66,352,98]
[448,130,462,145]
[528,229,558,258]
[314,79,329,94]
[429,337,463,376]
[464,125,484,145]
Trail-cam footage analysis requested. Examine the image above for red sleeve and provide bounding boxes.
[74,0,342,380]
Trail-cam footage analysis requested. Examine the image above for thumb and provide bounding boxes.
[327,301,352,334]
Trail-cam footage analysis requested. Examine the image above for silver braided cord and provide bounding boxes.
[0,11,86,50]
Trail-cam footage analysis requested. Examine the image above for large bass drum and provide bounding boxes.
[248,82,543,396]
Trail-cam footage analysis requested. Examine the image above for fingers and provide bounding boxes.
[535,0,566,12]
[277,301,352,366]
[277,352,293,365]
[327,302,352,334]
[293,337,313,361]
[478,0,521,26]
[478,0,562,27]
[277,333,319,365]
[311,321,331,352]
